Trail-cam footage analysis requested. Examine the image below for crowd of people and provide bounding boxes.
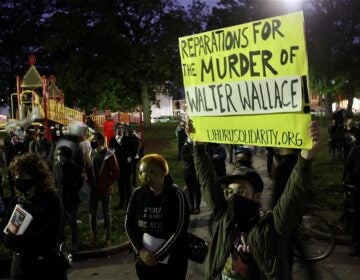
[123,118,322,280]
[0,119,144,279]
[3,113,360,279]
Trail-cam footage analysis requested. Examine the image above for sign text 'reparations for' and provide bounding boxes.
[178,11,312,148]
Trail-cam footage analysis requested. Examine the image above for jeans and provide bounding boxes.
[89,192,111,240]
[64,205,79,250]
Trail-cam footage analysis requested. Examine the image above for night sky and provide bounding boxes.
[180,0,219,9]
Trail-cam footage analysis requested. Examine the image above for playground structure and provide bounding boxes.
[7,55,143,140]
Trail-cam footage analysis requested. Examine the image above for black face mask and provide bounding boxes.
[90,140,98,149]
[15,178,34,193]
[228,194,260,233]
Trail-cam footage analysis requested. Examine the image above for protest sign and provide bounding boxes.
[178,11,312,148]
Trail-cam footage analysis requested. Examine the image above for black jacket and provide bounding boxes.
[125,182,190,261]
[3,190,66,279]
[108,135,135,171]
[54,160,83,207]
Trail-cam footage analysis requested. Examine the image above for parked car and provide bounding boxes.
[151,116,170,123]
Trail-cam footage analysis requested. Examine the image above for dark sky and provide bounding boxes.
[179,0,219,9]
[179,0,305,13]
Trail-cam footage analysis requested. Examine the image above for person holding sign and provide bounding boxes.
[2,153,67,279]
[187,119,320,279]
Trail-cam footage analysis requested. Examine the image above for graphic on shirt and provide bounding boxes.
[137,206,164,234]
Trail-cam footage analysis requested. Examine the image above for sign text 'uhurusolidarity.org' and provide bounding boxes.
[178,11,312,148]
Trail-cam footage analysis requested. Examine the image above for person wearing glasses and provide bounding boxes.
[187,120,320,280]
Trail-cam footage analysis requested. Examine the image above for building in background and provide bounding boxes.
[150,93,186,123]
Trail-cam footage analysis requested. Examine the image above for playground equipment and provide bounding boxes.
[7,55,143,141]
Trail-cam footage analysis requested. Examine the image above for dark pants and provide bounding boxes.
[89,192,111,240]
[11,251,68,280]
[64,204,79,250]
[184,169,201,211]
[135,253,188,280]
[117,168,132,209]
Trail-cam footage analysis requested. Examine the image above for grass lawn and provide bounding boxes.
[0,116,349,257]
[310,116,344,211]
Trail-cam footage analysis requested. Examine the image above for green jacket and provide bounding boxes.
[193,145,312,280]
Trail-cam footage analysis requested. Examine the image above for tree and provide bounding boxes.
[305,0,360,116]
[0,0,50,102]
[42,0,208,125]
[108,0,207,126]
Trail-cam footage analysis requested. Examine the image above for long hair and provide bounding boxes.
[9,153,55,195]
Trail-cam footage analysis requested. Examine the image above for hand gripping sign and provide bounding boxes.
[178,11,312,149]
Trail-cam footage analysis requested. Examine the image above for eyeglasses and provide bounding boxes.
[223,184,247,199]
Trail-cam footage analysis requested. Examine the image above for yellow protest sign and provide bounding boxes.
[178,11,312,149]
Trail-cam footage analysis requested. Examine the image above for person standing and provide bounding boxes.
[125,154,190,280]
[78,127,92,169]
[206,142,227,177]
[181,138,201,214]
[85,132,119,246]
[78,127,92,206]
[175,121,187,161]
[103,111,115,147]
[29,130,54,168]
[187,119,320,279]
[2,153,67,279]
[109,124,135,209]
[53,146,83,253]
[55,126,84,170]
[130,131,144,188]
[332,107,345,160]
[5,135,27,166]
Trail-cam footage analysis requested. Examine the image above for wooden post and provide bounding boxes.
[42,76,51,141]
[16,76,21,119]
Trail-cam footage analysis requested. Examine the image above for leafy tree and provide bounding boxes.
[42,0,133,111]
[106,0,207,126]
[0,0,50,102]
[2,0,358,124]
[42,0,207,125]
[305,0,360,116]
